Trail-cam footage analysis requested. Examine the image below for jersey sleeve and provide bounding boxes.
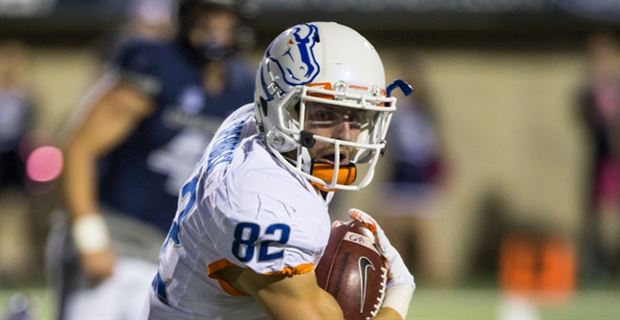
[108,38,162,96]
[205,185,330,278]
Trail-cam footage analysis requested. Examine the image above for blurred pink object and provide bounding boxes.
[26,145,63,182]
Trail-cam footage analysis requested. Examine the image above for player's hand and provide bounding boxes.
[348,208,414,289]
[348,208,415,319]
[72,214,115,282]
[79,247,116,282]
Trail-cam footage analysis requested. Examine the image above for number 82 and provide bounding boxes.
[232,222,291,262]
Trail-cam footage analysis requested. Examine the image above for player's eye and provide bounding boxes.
[308,107,338,124]
[314,110,336,122]
[346,111,363,130]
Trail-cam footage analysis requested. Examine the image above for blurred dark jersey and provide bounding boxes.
[388,101,442,186]
[0,88,32,188]
[98,38,254,232]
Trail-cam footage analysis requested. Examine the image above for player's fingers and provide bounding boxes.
[348,208,378,224]
[348,208,377,234]
[332,220,344,228]
[348,208,363,221]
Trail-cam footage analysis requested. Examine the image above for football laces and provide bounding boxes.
[367,266,389,319]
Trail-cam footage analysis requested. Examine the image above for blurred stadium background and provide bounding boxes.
[1,0,619,319]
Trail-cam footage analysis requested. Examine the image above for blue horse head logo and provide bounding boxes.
[260,23,321,100]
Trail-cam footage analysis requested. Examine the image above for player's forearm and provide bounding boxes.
[264,298,344,320]
[233,269,344,320]
[63,139,114,255]
[62,85,148,219]
[261,290,344,320]
[63,140,99,220]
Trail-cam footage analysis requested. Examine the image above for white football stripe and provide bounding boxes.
[343,231,380,255]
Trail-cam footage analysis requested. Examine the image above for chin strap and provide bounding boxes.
[310,161,357,192]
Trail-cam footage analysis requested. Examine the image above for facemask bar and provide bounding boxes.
[276,86,396,141]
[266,84,397,191]
[307,135,383,191]
[268,139,376,191]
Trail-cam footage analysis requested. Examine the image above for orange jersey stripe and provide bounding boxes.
[208,259,316,295]
[207,259,248,297]
[265,263,315,277]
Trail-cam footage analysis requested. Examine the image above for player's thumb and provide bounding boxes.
[331,220,344,228]
[348,208,378,234]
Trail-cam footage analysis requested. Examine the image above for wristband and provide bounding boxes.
[382,284,415,320]
[72,214,110,253]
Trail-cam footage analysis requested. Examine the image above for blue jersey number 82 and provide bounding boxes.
[232,222,290,262]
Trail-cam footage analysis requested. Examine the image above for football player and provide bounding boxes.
[49,0,255,319]
[146,22,415,319]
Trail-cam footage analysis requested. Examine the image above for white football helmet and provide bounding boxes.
[254,22,408,191]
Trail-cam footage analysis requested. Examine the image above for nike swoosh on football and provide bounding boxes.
[358,256,376,313]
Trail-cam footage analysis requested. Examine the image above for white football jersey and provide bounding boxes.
[146,104,332,319]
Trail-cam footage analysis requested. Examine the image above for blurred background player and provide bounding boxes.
[0,41,36,284]
[46,0,255,319]
[0,42,34,190]
[578,31,620,280]
[378,60,446,279]
[146,21,415,320]
[124,0,175,41]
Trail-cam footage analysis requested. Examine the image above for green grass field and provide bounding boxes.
[1,287,618,319]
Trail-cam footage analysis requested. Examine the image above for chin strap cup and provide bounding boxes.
[310,162,357,191]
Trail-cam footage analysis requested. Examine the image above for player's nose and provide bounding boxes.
[334,120,353,141]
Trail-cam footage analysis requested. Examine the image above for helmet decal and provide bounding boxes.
[260,23,321,101]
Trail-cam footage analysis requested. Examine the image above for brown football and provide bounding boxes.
[316,220,388,320]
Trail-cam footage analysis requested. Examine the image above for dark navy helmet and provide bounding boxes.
[176,0,256,64]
